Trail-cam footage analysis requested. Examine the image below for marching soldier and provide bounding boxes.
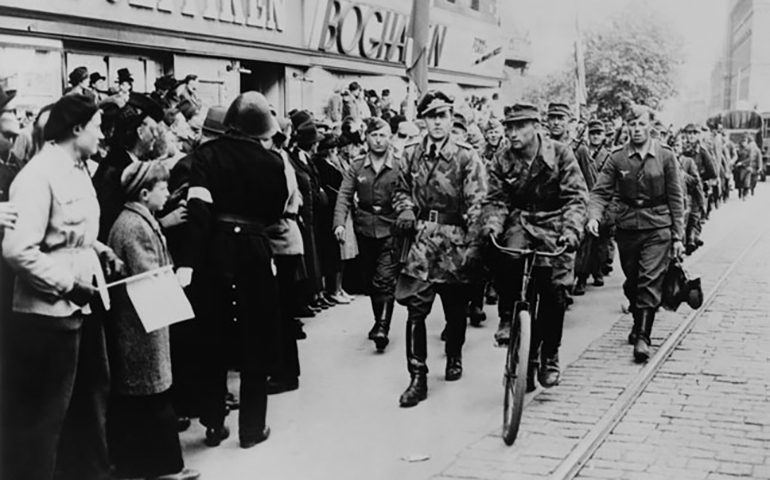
[392,90,487,407]
[574,120,612,294]
[176,92,288,448]
[587,106,685,363]
[333,117,401,352]
[480,103,587,390]
[481,118,509,164]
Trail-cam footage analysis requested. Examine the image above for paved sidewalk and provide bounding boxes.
[433,188,770,480]
[576,227,770,480]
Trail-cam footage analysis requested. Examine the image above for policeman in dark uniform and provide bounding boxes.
[333,117,401,352]
[392,90,487,407]
[587,105,685,363]
[176,92,288,448]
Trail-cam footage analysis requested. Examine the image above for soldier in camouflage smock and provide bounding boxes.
[392,90,488,408]
[479,103,588,390]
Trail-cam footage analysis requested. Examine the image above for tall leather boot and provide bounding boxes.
[444,294,468,381]
[372,299,394,352]
[399,313,428,407]
[538,286,566,389]
[628,307,641,345]
[633,308,655,363]
[368,296,385,340]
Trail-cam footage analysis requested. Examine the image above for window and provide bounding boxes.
[471,0,480,10]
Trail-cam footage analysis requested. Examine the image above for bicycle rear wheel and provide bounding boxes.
[502,310,531,446]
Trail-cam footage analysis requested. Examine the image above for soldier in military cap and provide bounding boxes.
[587,105,685,363]
[392,90,488,407]
[482,118,509,165]
[333,117,401,352]
[574,119,613,294]
[480,103,588,390]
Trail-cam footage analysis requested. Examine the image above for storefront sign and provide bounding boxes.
[317,0,447,66]
[107,0,284,31]
[0,0,303,49]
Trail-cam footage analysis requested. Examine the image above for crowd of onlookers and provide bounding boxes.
[0,64,765,480]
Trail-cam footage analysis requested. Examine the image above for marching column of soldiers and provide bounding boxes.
[0,74,749,479]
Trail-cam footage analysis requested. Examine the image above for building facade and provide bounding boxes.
[710,0,770,113]
[0,0,524,118]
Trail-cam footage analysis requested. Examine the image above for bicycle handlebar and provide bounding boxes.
[489,235,567,258]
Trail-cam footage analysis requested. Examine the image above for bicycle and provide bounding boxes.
[490,236,566,446]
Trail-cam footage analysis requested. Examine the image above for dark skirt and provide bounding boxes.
[107,390,184,478]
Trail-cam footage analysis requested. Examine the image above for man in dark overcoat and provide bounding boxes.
[176,91,288,449]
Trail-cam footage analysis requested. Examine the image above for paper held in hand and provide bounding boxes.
[106,266,194,333]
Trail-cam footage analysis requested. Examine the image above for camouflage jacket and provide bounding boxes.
[482,138,509,164]
[393,136,488,284]
[479,133,588,283]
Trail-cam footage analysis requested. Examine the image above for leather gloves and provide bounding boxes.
[395,210,416,235]
[557,231,580,253]
[66,281,97,307]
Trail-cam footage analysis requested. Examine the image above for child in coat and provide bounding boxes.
[106,160,199,480]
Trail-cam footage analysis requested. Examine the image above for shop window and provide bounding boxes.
[0,43,62,114]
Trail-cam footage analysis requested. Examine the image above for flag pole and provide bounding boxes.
[105,265,175,289]
[406,0,430,107]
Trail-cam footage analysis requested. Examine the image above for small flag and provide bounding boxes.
[112,266,194,333]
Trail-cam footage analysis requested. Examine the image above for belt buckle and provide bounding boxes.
[372,205,382,213]
[428,210,438,223]
[634,199,644,207]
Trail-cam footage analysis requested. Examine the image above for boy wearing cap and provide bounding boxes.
[480,103,588,390]
[587,105,685,363]
[392,90,488,407]
[333,117,401,352]
[106,160,199,480]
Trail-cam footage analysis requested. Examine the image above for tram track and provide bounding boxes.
[546,223,770,480]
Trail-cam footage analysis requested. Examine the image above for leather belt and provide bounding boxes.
[417,210,464,226]
[512,202,563,213]
[359,204,394,216]
[619,197,667,208]
[215,213,265,235]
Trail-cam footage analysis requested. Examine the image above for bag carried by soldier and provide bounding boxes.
[661,259,703,311]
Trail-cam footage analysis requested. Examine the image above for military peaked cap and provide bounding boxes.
[547,102,572,118]
[588,120,604,133]
[683,123,700,133]
[502,103,540,124]
[417,90,453,118]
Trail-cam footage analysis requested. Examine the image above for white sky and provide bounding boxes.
[500,0,730,101]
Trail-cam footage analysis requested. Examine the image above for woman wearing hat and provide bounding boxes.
[2,94,124,480]
[66,66,91,97]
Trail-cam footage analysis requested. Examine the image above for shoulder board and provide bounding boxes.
[660,143,673,151]
[351,153,367,164]
[404,139,421,149]
[456,141,474,150]
[611,145,625,153]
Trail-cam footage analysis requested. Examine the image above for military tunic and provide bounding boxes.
[333,150,401,300]
[393,135,488,366]
[480,133,588,286]
[393,137,488,285]
[588,140,684,310]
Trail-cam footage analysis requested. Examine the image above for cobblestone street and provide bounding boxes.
[180,187,770,480]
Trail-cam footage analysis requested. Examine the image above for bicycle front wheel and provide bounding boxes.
[502,310,531,446]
